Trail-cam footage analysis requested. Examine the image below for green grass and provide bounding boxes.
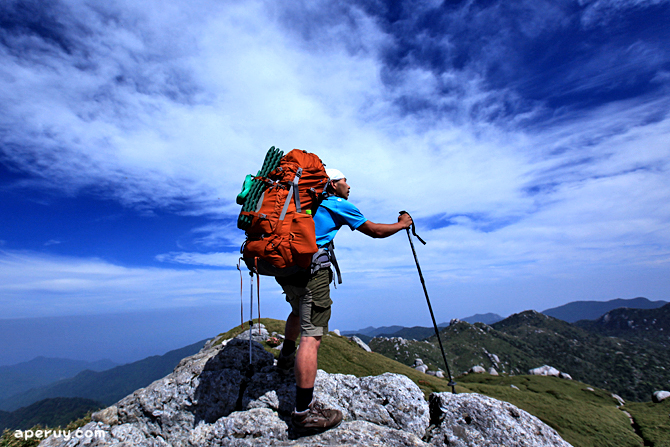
[623,399,670,447]
[318,332,462,396]
[457,373,642,447]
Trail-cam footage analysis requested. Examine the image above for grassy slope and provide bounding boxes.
[623,399,670,447]
[458,374,641,447]
[369,320,546,374]
[0,414,92,447]
[0,397,101,432]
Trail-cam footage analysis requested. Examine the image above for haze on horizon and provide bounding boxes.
[1,0,669,335]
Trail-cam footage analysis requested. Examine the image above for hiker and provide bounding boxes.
[275,168,413,435]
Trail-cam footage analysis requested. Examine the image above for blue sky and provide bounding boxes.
[1,0,669,332]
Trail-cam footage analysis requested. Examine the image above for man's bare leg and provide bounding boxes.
[285,312,300,343]
[295,335,321,388]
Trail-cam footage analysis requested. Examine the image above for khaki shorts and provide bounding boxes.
[277,268,333,337]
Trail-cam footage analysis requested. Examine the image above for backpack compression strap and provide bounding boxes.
[278,167,303,221]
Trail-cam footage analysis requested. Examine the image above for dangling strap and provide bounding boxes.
[249,269,253,364]
[327,241,343,285]
[255,257,261,336]
[237,259,244,329]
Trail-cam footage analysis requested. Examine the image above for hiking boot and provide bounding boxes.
[276,348,295,374]
[291,400,343,436]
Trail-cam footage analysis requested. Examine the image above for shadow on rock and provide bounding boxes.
[191,338,296,424]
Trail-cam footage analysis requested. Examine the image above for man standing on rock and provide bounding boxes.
[275,168,413,436]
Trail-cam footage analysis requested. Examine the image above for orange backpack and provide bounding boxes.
[237,148,329,276]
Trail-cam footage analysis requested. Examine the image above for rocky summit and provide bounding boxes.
[39,336,572,447]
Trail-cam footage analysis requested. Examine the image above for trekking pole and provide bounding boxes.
[400,211,456,394]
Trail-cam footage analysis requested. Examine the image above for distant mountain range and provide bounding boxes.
[575,303,670,347]
[344,298,666,341]
[0,357,117,401]
[0,340,207,412]
[460,313,505,325]
[341,325,406,338]
[541,297,668,323]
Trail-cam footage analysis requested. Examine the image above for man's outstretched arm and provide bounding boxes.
[356,213,413,239]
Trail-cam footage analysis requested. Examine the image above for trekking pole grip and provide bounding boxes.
[399,211,426,245]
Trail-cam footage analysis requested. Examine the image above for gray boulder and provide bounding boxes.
[469,366,485,374]
[315,370,429,437]
[529,365,560,376]
[529,365,573,379]
[612,394,625,407]
[349,335,372,352]
[291,421,429,446]
[652,390,670,403]
[189,408,289,445]
[236,323,270,342]
[425,392,573,446]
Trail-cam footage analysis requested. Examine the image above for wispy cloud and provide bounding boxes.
[580,0,670,27]
[155,251,242,268]
[0,249,256,318]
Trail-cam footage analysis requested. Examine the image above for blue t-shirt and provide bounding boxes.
[313,196,367,247]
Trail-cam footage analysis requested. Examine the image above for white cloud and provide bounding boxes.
[155,251,243,268]
[0,250,257,318]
